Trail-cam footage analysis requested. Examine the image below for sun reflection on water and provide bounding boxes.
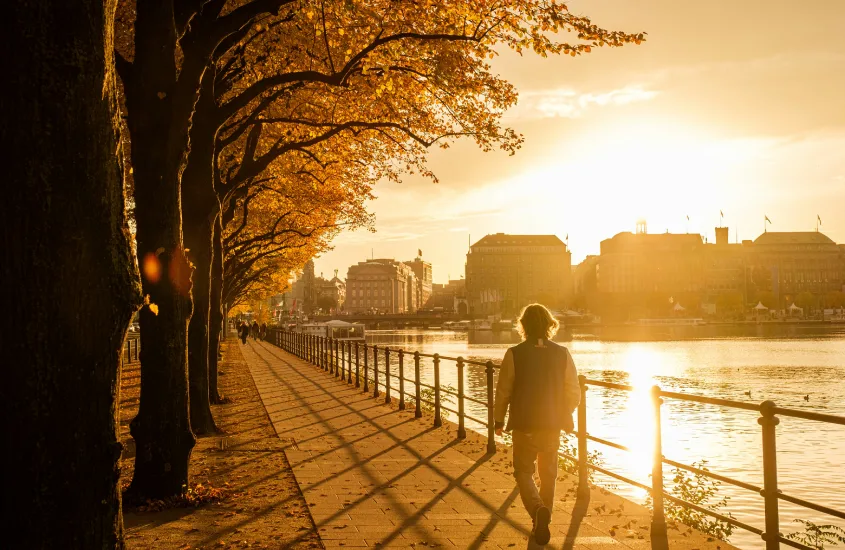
[616,346,660,485]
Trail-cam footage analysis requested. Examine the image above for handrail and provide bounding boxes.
[265,328,845,549]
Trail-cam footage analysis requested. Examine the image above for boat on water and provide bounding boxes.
[633,318,707,327]
[473,319,493,331]
[443,320,472,331]
[298,320,366,341]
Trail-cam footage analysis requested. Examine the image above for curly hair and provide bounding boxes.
[517,303,560,340]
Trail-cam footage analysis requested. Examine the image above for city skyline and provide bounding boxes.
[316,222,842,286]
[315,0,845,284]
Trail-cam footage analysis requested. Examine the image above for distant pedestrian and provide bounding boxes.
[252,321,259,340]
[260,323,267,340]
[239,322,248,344]
[494,303,580,546]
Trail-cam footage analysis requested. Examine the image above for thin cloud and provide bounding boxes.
[512,86,658,119]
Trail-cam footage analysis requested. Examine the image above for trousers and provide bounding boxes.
[512,429,560,517]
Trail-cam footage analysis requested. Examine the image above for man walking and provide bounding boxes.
[494,303,580,545]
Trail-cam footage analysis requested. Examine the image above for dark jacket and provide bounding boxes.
[494,338,580,433]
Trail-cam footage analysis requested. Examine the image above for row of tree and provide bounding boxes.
[2,0,640,547]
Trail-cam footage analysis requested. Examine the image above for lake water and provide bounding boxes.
[362,327,845,549]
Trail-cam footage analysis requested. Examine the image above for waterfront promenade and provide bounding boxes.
[240,339,734,549]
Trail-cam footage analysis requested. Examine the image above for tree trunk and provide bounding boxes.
[184,215,218,433]
[123,0,196,501]
[1,0,141,547]
[182,71,220,433]
[209,215,225,402]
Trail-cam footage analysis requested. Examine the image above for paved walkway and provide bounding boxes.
[241,340,733,549]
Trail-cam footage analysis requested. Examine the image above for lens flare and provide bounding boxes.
[142,252,161,284]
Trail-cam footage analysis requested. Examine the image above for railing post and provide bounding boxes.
[398,350,406,411]
[321,337,326,370]
[372,345,379,397]
[327,338,332,373]
[759,400,781,550]
[414,352,422,419]
[650,385,667,542]
[363,344,369,393]
[126,341,131,363]
[335,339,340,378]
[384,348,392,404]
[338,340,346,382]
[486,361,495,454]
[355,342,360,388]
[345,341,350,382]
[310,335,314,363]
[341,341,346,382]
[577,375,589,498]
[433,353,442,427]
[347,342,353,384]
[457,357,466,439]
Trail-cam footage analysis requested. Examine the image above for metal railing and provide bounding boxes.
[267,329,844,549]
[122,337,140,364]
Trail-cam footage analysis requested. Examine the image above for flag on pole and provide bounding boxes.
[418,248,422,257]
[565,233,569,241]
[765,215,771,224]
[686,215,690,221]
[818,215,822,225]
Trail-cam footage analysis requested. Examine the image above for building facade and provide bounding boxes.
[742,231,845,307]
[465,234,572,317]
[592,227,845,319]
[427,278,467,315]
[314,275,346,312]
[404,257,433,309]
[596,232,706,294]
[346,259,416,313]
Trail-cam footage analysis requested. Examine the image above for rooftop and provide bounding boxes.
[753,231,836,245]
[471,233,565,248]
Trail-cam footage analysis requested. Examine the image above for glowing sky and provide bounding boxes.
[314,0,845,284]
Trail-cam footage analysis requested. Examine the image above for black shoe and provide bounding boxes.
[533,506,551,545]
